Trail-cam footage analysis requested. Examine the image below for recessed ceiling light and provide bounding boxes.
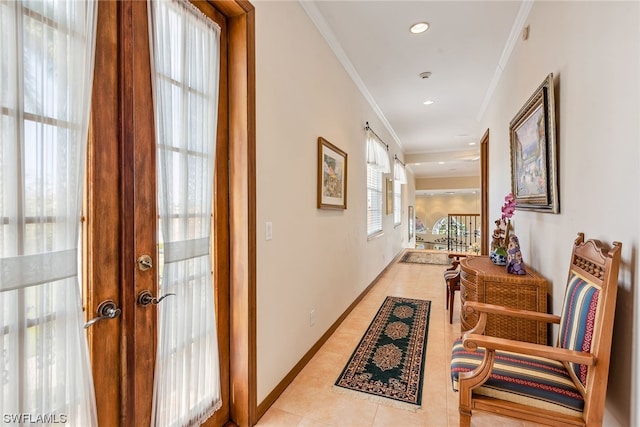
[410,22,430,34]
[438,161,445,165]
[468,142,477,146]
[423,100,434,105]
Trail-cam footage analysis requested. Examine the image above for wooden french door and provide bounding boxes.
[83,1,232,425]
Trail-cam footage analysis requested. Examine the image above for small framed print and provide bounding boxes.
[317,137,348,209]
[408,205,414,241]
[385,178,393,215]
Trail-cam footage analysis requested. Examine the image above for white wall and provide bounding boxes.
[253,1,639,423]
[480,2,639,425]
[254,1,411,403]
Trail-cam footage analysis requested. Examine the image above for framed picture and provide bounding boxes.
[509,73,559,213]
[408,206,414,241]
[317,137,348,209]
[385,178,393,215]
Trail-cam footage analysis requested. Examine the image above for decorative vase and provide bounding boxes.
[490,248,507,266]
[506,234,527,275]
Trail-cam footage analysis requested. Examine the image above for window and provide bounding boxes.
[433,216,462,235]
[367,165,383,236]
[393,180,402,226]
[365,126,389,238]
[149,0,222,424]
[1,0,98,424]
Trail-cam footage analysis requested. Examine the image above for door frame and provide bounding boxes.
[210,1,257,425]
[85,2,122,425]
[87,2,161,425]
[480,129,489,255]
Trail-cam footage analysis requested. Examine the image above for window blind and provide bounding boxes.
[367,165,383,236]
[393,180,402,226]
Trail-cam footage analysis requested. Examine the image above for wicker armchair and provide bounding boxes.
[450,233,622,426]
[444,253,467,324]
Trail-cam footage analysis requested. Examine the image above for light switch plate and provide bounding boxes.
[266,221,273,241]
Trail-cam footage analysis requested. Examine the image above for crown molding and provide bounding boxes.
[477,0,535,122]
[299,0,403,148]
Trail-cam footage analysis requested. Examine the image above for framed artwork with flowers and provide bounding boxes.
[509,73,559,213]
[317,137,348,209]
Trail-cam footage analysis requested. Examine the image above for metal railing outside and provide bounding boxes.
[446,213,480,252]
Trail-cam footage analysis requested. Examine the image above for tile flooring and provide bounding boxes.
[256,257,539,427]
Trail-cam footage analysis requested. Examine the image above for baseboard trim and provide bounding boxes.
[255,250,404,422]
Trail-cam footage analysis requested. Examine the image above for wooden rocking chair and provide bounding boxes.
[451,233,622,426]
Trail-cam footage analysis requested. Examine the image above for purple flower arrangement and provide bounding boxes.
[501,192,517,220]
[491,193,517,255]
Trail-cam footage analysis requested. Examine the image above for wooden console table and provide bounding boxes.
[459,255,548,344]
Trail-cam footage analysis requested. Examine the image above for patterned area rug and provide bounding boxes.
[334,296,431,410]
[400,250,450,265]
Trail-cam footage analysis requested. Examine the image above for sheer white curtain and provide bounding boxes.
[366,129,391,173]
[0,1,97,425]
[394,158,407,184]
[148,0,222,425]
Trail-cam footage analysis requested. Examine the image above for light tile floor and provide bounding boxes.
[256,258,539,427]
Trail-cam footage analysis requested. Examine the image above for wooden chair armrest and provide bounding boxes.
[446,252,467,270]
[463,301,561,324]
[462,333,596,366]
[448,252,467,260]
[446,261,460,271]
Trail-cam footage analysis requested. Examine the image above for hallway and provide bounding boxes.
[256,254,538,426]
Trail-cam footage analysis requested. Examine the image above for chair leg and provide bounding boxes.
[446,282,450,308]
[448,285,455,324]
[459,411,471,427]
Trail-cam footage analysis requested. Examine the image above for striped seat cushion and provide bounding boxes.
[451,339,584,417]
[558,271,601,390]
[443,270,459,281]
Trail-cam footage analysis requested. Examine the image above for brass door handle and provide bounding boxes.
[137,290,175,306]
[84,300,121,329]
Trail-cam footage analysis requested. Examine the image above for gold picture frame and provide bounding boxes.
[385,178,393,215]
[317,137,348,209]
[509,73,559,213]
[408,205,414,241]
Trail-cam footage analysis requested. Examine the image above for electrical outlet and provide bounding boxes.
[309,309,316,326]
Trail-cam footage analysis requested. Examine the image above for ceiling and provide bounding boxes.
[301,1,529,179]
